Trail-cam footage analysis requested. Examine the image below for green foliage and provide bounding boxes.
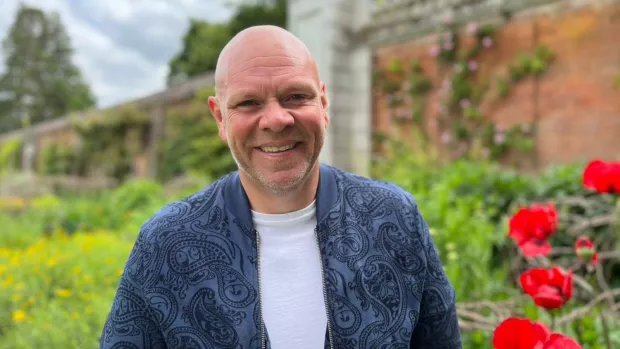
[504,45,556,84]
[109,178,164,213]
[72,105,150,181]
[228,0,286,36]
[158,88,236,182]
[167,0,287,86]
[0,182,186,348]
[167,21,231,85]
[0,5,95,133]
[39,143,74,175]
[374,137,528,301]
[0,138,23,175]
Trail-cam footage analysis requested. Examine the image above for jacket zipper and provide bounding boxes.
[315,227,335,349]
[256,228,335,349]
[256,231,266,349]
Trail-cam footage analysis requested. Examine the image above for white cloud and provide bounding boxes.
[0,0,234,108]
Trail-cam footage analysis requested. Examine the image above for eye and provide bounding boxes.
[286,94,307,102]
[238,100,259,107]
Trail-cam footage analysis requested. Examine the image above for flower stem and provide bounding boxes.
[573,319,585,345]
[590,272,613,349]
[599,309,613,349]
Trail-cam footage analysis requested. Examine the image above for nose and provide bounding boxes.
[258,99,295,133]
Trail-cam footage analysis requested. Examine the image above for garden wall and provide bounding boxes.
[372,1,620,171]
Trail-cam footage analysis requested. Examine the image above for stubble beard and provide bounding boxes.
[229,139,321,196]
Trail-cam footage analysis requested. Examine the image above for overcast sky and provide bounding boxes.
[0,0,234,108]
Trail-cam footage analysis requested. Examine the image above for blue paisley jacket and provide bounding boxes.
[100,164,462,349]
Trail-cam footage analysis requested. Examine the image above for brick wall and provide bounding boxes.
[372,2,620,171]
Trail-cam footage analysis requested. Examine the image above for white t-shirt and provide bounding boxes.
[252,200,328,348]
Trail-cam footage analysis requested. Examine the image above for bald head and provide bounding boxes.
[214,25,319,100]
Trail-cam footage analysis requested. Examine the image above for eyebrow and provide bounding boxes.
[228,80,317,104]
[277,80,316,95]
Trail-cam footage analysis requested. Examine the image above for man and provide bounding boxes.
[100,25,461,349]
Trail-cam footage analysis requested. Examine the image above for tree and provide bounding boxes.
[166,0,287,86]
[227,0,286,37]
[0,5,96,133]
[167,21,230,86]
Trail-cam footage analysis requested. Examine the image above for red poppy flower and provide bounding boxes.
[492,317,550,349]
[542,334,582,349]
[520,267,573,310]
[509,203,558,257]
[575,236,599,265]
[583,160,620,194]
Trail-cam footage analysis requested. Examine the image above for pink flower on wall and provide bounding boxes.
[467,22,478,35]
[441,131,452,144]
[482,37,493,48]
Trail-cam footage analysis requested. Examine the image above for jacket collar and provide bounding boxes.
[222,163,338,231]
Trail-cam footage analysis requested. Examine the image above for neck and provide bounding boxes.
[240,165,320,214]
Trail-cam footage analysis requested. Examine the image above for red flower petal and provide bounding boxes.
[520,240,552,257]
[520,267,572,310]
[583,160,606,190]
[543,334,582,349]
[575,236,593,249]
[493,317,549,349]
[509,203,558,257]
[532,285,564,309]
[584,160,620,194]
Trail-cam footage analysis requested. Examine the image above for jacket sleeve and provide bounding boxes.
[99,230,167,349]
[410,207,463,349]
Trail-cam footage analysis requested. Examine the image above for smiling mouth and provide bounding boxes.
[259,143,298,153]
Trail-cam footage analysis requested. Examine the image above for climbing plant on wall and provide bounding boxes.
[374,16,556,163]
[158,87,236,182]
[38,143,74,175]
[0,138,23,175]
[71,105,150,181]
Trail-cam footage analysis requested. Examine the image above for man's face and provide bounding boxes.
[210,43,329,195]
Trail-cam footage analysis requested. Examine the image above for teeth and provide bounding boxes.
[261,144,295,153]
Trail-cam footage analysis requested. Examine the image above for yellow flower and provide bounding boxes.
[9,255,19,266]
[2,274,14,288]
[12,310,26,323]
[55,288,72,298]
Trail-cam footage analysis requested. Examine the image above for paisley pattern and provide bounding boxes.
[100,165,462,349]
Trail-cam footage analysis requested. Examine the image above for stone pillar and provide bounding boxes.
[287,0,335,166]
[21,136,37,174]
[347,0,372,178]
[287,0,372,177]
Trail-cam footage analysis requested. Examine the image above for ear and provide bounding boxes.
[319,81,330,127]
[208,95,227,142]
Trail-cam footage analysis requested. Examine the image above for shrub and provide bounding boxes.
[0,231,132,349]
[485,159,620,348]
